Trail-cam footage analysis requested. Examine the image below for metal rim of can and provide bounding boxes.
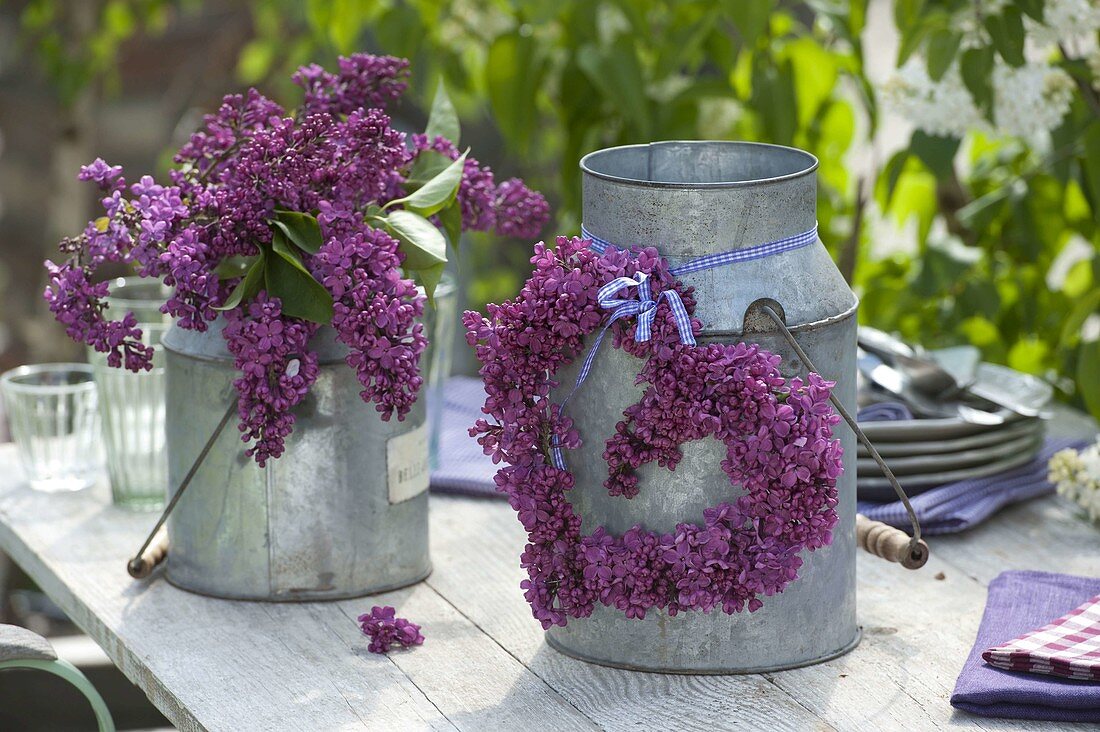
[580,140,820,190]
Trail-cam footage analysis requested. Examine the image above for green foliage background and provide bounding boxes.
[19,0,1100,419]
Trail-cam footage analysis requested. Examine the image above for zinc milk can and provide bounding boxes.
[546,141,860,672]
[162,321,431,601]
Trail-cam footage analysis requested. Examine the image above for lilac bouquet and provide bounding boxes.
[45,54,549,465]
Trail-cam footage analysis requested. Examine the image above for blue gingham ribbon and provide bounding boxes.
[549,222,818,470]
[582,223,819,275]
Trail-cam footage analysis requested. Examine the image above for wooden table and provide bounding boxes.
[1,412,1098,732]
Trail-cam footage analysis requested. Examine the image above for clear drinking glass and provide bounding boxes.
[87,277,171,510]
[1,363,101,493]
[422,273,458,470]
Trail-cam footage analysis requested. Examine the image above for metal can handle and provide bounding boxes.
[749,301,926,568]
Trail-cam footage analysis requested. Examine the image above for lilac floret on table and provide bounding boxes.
[358,605,424,654]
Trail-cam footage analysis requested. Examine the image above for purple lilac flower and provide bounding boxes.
[465,236,843,628]
[223,294,320,466]
[294,54,409,117]
[46,53,548,463]
[43,261,154,371]
[357,606,424,654]
[312,225,426,421]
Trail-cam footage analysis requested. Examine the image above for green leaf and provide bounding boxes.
[265,232,334,324]
[785,38,838,129]
[214,255,259,279]
[723,0,773,45]
[1061,288,1100,346]
[1078,340,1100,419]
[983,7,1025,67]
[893,0,930,66]
[1007,337,1049,375]
[750,56,797,146]
[1017,0,1044,22]
[405,150,454,191]
[416,261,446,304]
[959,46,995,122]
[487,33,546,151]
[880,150,909,207]
[271,210,324,254]
[236,39,276,84]
[1083,125,1100,223]
[926,29,960,81]
[379,209,448,271]
[438,198,463,253]
[388,150,467,218]
[576,36,651,139]
[424,78,460,145]
[909,130,959,179]
[957,188,1011,231]
[215,251,266,311]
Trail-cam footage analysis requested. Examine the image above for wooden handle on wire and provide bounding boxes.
[856,514,929,570]
[127,525,168,579]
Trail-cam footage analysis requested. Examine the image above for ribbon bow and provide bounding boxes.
[550,271,696,469]
[597,272,696,346]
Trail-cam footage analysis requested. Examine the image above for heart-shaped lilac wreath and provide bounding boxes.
[464,235,844,629]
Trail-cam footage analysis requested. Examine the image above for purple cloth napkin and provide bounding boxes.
[857,437,1087,535]
[855,401,914,422]
[952,570,1100,721]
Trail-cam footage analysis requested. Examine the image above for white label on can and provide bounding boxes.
[388,423,430,504]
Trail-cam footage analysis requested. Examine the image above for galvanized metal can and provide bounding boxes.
[546,141,860,672]
[161,321,431,601]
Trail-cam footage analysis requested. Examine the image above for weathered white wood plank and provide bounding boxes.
[764,410,1100,732]
[425,416,1100,732]
[763,552,1067,732]
[0,445,594,731]
[332,593,599,731]
[2,402,1097,731]
[427,496,834,732]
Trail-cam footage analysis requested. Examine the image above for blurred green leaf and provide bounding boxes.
[959,46,995,122]
[438,199,463,254]
[1007,337,1049,374]
[1017,0,1044,22]
[425,78,460,145]
[237,39,276,84]
[723,0,773,44]
[925,29,960,81]
[487,32,546,152]
[577,35,651,139]
[983,7,1025,67]
[1078,340,1100,417]
[1083,125,1100,223]
[910,130,959,179]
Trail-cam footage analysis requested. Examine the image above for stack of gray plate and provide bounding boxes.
[856,353,1053,502]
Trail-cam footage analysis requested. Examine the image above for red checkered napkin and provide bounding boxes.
[983,594,1100,681]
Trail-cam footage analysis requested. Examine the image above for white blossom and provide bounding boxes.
[1025,0,1100,48]
[1050,439,1100,523]
[880,62,983,139]
[992,62,1075,141]
[880,58,1073,144]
